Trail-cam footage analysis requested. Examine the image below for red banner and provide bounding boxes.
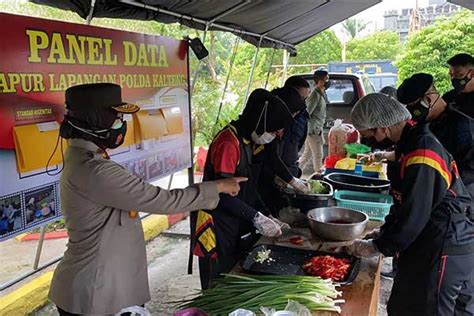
[0,12,189,149]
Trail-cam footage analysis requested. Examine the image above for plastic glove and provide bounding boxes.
[289,177,310,194]
[253,212,282,237]
[363,228,381,240]
[269,215,291,231]
[343,239,380,258]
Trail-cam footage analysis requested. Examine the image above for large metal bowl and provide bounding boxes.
[307,207,369,241]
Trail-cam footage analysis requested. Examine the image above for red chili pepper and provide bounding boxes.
[290,236,304,245]
[302,255,351,281]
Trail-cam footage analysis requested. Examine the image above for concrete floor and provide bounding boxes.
[34,218,393,315]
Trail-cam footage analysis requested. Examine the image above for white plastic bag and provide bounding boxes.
[328,119,359,157]
[229,308,256,316]
[115,305,151,316]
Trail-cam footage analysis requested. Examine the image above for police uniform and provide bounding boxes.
[50,84,220,315]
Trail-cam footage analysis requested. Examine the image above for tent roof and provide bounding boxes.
[29,0,473,53]
[30,0,382,53]
[451,0,474,10]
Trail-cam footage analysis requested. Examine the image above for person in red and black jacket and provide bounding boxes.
[348,93,474,316]
[190,89,294,289]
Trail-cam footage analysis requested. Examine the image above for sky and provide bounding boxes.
[333,0,432,39]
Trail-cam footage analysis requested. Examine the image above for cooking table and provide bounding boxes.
[231,221,384,316]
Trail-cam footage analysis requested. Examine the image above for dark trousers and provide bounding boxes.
[198,233,258,290]
[57,306,145,316]
[387,252,474,316]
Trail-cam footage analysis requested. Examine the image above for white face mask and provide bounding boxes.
[251,101,276,144]
[251,131,276,144]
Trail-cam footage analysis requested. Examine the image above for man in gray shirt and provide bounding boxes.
[299,70,329,173]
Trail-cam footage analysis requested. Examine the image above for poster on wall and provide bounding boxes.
[0,13,192,241]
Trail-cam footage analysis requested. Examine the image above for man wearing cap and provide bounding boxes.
[398,73,474,198]
[443,53,474,118]
[49,83,245,315]
[346,93,474,315]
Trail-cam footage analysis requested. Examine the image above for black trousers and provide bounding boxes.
[387,252,474,316]
[198,233,258,290]
[57,306,144,316]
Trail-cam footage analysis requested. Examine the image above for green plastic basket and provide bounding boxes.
[334,190,393,221]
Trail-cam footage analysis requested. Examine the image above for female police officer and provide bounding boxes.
[49,83,245,315]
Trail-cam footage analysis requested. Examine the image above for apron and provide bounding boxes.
[189,124,265,274]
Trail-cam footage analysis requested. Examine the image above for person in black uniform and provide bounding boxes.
[347,93,474,316]
[443,53,474,118]
[398,73,474,198]
[191,89,294,289]
[276,76,311,177]
[253,77,310,215]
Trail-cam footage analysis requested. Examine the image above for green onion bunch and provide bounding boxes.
[177,274,344,315]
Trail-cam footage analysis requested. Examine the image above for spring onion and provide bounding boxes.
[177,274,344,314]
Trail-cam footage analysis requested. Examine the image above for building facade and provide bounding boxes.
[383,0,460,41]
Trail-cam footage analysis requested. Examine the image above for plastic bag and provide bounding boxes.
[328,120,359,157]
[284,300,311,316]
[344,143,371,158]
[115,305,151,316]
[260,300,310,316]
[229,308,256,316]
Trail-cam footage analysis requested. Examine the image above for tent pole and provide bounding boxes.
[264,47,276,89]
[243,36,264,107]
[215,35,240,125]
[281,49,289,86]
[86,0,96,24]
[189,1,251,94]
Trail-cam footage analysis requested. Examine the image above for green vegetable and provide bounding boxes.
[177,274,344,314]
[307,180,330,194]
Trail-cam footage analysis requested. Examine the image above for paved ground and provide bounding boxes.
[34,218,393,316]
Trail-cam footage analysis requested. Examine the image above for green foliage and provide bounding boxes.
[342,18,369,39]
[289,30,342,70]
[396,10,474,94]
[346,31,402,61]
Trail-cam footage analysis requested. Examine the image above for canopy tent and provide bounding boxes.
[451,0,474,10]
[31,0,386,54]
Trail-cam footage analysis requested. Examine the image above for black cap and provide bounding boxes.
[65,83,140,114]
[271,86,306,114]
[397,73,433,104]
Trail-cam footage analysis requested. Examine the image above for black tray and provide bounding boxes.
[324,172,390,193]
[241,244,361,285]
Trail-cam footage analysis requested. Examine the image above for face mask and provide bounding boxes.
[361,137,394,150]
[452,71,471,94]
[67,118,127,149]
[408,100,430,123]
[104,120,127,149]
[251,101,276,144]
[324,80,331,90]
[251,131,276,144]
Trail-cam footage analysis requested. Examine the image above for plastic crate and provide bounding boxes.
[334,190,393,221]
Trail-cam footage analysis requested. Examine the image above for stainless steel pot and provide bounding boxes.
[307,207,368,241]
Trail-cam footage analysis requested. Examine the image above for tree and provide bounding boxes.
[342,18,369,39]
[289,30,342,67]
[396,10,474,94]
[346,31,402,61]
